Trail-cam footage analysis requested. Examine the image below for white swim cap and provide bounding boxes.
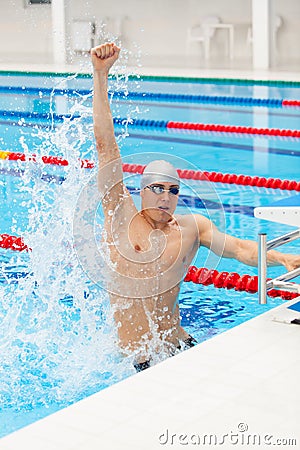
[140,160,180,190]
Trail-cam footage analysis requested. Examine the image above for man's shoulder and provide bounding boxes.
[175,212,206,221]
[175,213,208,227]
[176,214,214,240]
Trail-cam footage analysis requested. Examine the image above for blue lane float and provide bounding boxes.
[0,109,80,123]
[1,85,299,108]
[1,110,300,139]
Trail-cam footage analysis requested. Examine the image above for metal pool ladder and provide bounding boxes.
[258,230,300,304]
[255,204,300,304]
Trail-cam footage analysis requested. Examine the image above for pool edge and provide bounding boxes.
[1,295,299,450]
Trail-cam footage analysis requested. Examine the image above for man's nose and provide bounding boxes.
[161,190,170,200]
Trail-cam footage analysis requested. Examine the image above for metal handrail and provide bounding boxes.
[266,229,300,251]
[258,229,300,304]
[267,267,300,293]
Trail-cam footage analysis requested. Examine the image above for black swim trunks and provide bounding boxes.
[133,360,151,372]
[181,334,198,349]
[133,334,198,372]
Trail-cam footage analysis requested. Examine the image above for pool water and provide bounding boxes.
[0,72,299,438]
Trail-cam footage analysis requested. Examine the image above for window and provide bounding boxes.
[27,0,51,4]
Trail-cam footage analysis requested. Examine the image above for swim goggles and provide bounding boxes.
[145,184,180,195]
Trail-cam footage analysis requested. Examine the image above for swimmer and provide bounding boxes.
[91,42,300,371]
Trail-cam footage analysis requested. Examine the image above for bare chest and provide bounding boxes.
[108,216,197,275]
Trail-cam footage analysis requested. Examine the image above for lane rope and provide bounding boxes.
[165,120,300,138]
[1,108,300,138]
[0,233,29,252]
[1,85,300,108]
[1,71,300,87]
[0,233,297,300]
[1,109,300,138]
[1,151,299,191]
[0,150,94,168]
[184,266,298,300]
[122,163,300,191]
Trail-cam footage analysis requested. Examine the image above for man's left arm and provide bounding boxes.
[195,214,300,272]
[220,233,300,272]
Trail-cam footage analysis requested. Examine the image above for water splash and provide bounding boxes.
[0,60,142,432]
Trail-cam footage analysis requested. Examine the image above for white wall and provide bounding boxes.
[0,0,52,62]
[274,0,300,66]
[67,0,253,66]
[0,0,299,69]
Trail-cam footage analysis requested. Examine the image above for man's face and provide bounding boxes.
[140,182,180,223]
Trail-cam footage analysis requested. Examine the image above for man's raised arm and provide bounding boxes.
[91,42,120,161]
[91,43,125,205]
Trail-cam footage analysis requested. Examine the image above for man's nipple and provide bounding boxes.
[134,244,141,252]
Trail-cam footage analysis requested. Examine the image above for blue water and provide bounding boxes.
[0,72,299,438]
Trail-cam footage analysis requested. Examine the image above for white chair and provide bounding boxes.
[94,16,127,45]
[186,15,220,60]
[114,15,128,42]
[247,14,282,53]
[72,20,96,53]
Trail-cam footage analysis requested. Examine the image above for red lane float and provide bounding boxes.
[0,150,95,169]
[184,266,299,300]
[1,151,299,191]
[1,233,297,300]
[166,121,300,138]
[122,164,300,191]
[282,100,300,107]
[0,233,29,252]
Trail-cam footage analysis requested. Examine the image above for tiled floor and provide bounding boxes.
[0,298,299,450]
[0,62,300,449]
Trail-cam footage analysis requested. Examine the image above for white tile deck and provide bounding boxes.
[1,61,300,83]
[0,297,299,450]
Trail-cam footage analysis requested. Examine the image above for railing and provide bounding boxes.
[258,230,300,304]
